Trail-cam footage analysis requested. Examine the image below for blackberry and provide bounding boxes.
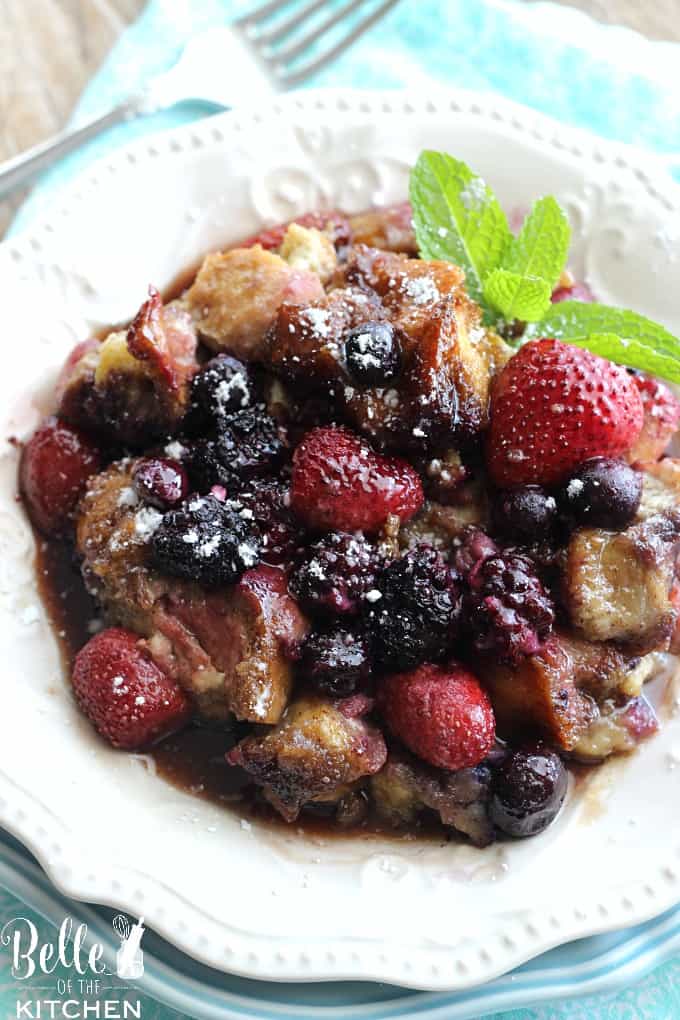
[289,532,383,616]
[463,552,554,665]
[367,545,461,671]
[299,628,371,697]
[558,457,642,530]
[451,526,498,577]
[237,478,298,566]
[132,457,188,509]
[492,485,557,543]
[490,746,567,838]
[150,494,261,586]
[345,321,402,386]
[185,354,256,433]
[185,407,286,491]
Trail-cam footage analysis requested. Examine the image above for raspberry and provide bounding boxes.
[132,457,188,509]
[367,546,460,671]
[150,494,261,586]
[185,407,286,491]
[378,663,495,770]
[290,426,423,532]
[20,416,102,536]
[551,281,595,303]
[299,628,371,697]
[289,532,383,616]
[451,527,499,579]
[185,354,256,433]
[487,339,644,487]
[463,552,555,664]
[72,628,192,750]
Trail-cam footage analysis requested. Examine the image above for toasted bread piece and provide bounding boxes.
[348,202,417,255]
[59,290,198,446]
[563,513,680,652]
[76,461,307,724]
[185,245,324,360]
[227,696,387,821]
[477,631,640,750]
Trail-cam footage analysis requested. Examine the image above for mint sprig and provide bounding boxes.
[409,149,680,385]
[525,301,680,382]
[409,151,511,305]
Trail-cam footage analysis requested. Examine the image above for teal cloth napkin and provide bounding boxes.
[5,1,680,1017]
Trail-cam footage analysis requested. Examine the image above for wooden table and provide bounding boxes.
[1,0,679,237]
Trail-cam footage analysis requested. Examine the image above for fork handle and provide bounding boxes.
[0,99,139,201]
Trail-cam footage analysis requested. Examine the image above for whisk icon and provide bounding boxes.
[113,914,145,979]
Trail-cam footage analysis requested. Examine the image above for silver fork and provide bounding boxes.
[0,0,399,201]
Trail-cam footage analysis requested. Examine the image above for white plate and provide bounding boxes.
[1,89,680,993]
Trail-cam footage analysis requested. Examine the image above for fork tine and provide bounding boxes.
[265,0,373,65]
[255,0,336,47]
[278,0,400,86]
[233,0,293,30]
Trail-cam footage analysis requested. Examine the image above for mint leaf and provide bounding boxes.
[525,300,680,384]
[567,334,680,384]
[501,196,570,289]
[409,151,511,304]
[483,269,553,323]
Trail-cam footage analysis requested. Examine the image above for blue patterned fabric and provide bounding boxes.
[5,1,680,1016]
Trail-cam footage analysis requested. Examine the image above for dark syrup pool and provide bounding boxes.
[34,537,450,843]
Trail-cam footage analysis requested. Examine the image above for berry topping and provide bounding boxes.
[463,551,555,664]
[72,627,192,750]
[451,526,499,577]
[492,485,557,543]
[378,663,496,771]
[290,426,423,532]
[367,546,460,671]
[345,321,402,386]
[299,628,371,698]
[487,339,644,487]
[150,494,261,586]
[242,210,351,251]
[185,407,286,491]
[289,532,383,616]
[551,280,595,303]
[629,374,680,462]
[236,478,298,566]
[490,745,567,838]
[20,417,102,536]
[558,457,642,529]
[185,354,256,433]
[132,457,188,509]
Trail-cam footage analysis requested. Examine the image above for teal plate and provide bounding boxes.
[0,831,678,1019]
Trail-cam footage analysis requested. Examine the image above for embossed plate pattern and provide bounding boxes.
[1,89,680,991]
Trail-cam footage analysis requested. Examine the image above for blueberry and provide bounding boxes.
[289,532,383,616]
[345,321,402,386]
[185,407,286,491]
[559,457,642,529]
[492,485,557,542]
[132,457,188,509]
[150,494,261,586]
[299,629,371,697]
[490,746,568,838]
[185,355,256,433]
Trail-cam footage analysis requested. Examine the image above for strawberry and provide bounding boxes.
[19,417,102,536]
[290,426,423,532]
[241,210,351,251]
[72,628,192,750]
[487,339,644,487]
[377,663,495,771]
[627,375,680,463]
